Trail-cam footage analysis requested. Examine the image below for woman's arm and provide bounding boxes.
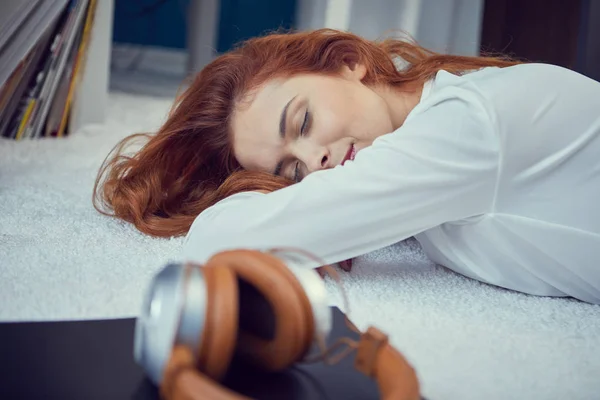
[182,86,499,267]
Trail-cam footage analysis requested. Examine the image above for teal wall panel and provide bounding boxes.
[112,0,297,52]
[217,0,297,52]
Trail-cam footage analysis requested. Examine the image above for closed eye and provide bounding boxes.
[293,161,301,182]
[300,110,309,135]
[291,110,309,182]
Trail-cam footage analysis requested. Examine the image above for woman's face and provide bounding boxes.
[231,64,405,182]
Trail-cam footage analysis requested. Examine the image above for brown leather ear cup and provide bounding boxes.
[354,327,421,400]
[374,344,420,400]
[205,250,315,371]
[195,264,239,381]
[162,345,251,400]
[160,254,423,400]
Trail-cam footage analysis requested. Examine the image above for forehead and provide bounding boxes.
[230,77,295,170]
[237,78,290,124]
[233,73,329,129]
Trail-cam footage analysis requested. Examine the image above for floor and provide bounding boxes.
[1,44,599,400]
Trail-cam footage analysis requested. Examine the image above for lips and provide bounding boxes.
[341,144,356,166]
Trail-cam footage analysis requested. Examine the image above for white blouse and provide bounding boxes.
[182,63,600,304]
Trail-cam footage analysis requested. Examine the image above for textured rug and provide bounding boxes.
[1,91,598,400]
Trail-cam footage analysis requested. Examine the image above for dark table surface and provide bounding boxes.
[0,307,384,399]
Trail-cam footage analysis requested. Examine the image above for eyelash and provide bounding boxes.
[300,110,309,135]
[293,162,300,182]
[294,110,310,182]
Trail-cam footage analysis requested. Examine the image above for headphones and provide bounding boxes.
[134,249,421,400]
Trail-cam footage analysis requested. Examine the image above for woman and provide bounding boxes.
[94,29,600,304]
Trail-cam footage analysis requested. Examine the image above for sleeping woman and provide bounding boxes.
[93,29,600,304]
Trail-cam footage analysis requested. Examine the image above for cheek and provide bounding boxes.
[314,85,389,143]
[313,108,346,144]
[317,106,370,143]
[345,105,385,141]
[342,88,389,140]
[360,96,394,139]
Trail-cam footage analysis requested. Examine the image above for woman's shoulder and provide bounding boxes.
[437,63,597,96]
[458,62,578,80]
[431,63,587,91]
[416,63,599,125]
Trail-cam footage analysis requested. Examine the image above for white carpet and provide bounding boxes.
[1,91,599,400]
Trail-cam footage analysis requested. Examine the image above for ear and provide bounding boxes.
[341,62,367,82]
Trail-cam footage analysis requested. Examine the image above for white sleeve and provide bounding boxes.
[182,86,500,266]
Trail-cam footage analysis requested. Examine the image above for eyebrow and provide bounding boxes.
[274,96,297,175]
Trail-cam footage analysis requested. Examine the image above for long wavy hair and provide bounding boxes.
[93,28,520,238]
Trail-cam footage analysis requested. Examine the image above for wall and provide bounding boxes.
[112,0,297,53]
[112,0,189,49]
[579,0,600,81]
[217,0,297,52]
[295,0,484,56]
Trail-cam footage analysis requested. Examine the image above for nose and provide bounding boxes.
[320,154,329,168]
[290,140,331,173]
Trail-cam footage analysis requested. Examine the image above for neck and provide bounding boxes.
[374,81,424,131]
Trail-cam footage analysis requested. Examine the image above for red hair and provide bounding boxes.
[93,29,520,237]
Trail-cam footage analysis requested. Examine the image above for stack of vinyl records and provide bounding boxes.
[0,0,97,140]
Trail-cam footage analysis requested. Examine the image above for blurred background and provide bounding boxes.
[110,0,600,98]
[1,0,598,138]
[2,4,599,399]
